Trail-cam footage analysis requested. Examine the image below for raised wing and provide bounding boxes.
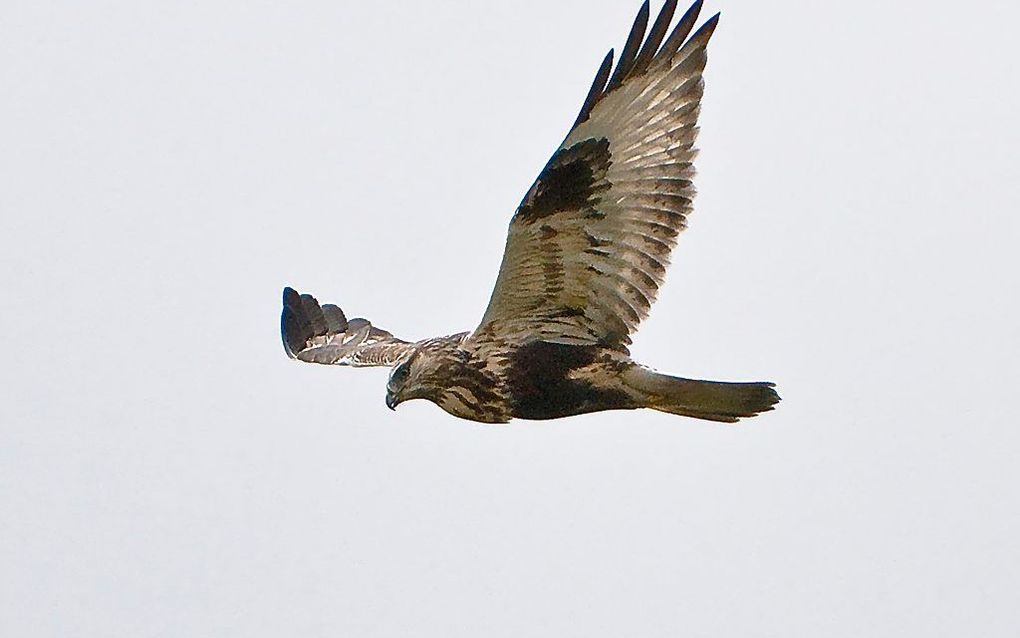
[474,0,717,351]
[281,287,413,367]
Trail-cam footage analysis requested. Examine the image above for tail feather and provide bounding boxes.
[623,366,780,423]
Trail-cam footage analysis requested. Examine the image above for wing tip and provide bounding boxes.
[692,11,720,45]
[281,285,307,359]
[571,1,719,134]
[572,48,615,129]
[282,285,343,360]
[632,0,679,76]
[605,0,651,92]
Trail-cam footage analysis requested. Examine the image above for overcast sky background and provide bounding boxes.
[2,1,1018,636]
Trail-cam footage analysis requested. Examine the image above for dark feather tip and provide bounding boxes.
[281,286,317,359]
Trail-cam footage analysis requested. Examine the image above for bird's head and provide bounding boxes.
[384,345,449,410]
[385,354,419,410]
[384,335,507,423]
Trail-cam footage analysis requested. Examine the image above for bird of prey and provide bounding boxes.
[281,0,779,424]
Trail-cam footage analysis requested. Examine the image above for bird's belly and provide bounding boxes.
[509,378,634,420]
[504,341,636,420]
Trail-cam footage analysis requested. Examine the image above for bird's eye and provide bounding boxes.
[391,363,411,385]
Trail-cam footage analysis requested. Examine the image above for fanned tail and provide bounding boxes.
[622,366,780,423]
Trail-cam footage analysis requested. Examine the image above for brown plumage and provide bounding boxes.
[281,1,779,424]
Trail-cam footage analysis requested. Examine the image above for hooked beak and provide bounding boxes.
[385,390,400,411]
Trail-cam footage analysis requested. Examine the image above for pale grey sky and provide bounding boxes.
[2,1,1018,636]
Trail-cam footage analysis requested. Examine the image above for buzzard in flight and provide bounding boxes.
[282,0,779,423]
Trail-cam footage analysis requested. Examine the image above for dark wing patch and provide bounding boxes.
[516,138,612,224]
